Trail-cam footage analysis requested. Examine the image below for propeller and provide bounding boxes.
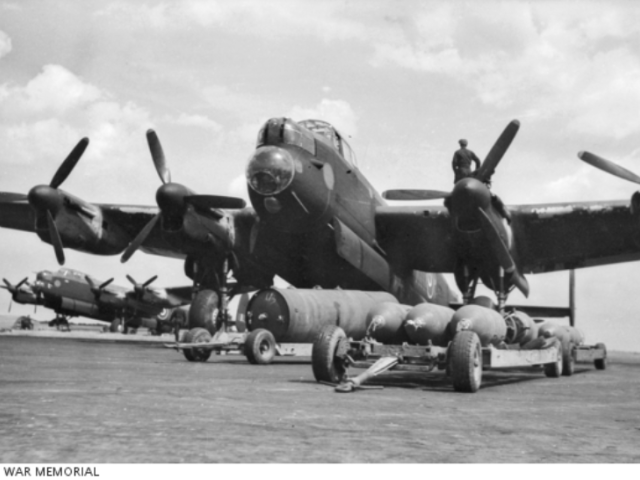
[85,276,114,300]
[382,189,450,201]
[474,120,520,182]
[121,129,245,263]
[577,151,640,185]
[126,274,158,299]
[27,137,90,265]
[2,277,29,312]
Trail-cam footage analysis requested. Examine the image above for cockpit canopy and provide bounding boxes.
[256,118,357,167]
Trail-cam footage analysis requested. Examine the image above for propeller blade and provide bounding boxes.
[121,213,160,263]
[16,277,28,289]
[142,275,158,288]
[146,129,171,185]
[477,207,515,274]
[2,278,13,291]
[50,137,89,189]
[0,192,28,202]
[125,275,136,286]
[475,120,520,183]
[185,194,246,210]
[578,151,640,185]
[46,210,65,265]
[85,276,96,289]
[8,299,12,313]
[99,278,114,290]
[382,189,451,201]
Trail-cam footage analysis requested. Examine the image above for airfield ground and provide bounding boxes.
[0,329,639,463]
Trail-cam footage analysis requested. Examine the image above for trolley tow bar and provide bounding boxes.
[335,356,400,393]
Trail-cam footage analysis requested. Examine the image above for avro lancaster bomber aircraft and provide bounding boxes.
[0,118,638,339]
[2,268,190,334]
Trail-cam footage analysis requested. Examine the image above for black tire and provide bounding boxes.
[562,341,575,376]
[182,327,212,362]
[544,340,563,378]
[109,318,123,333]
[188,289,219,333]
[594,342,607,370]
[244,329,276,365]
[450,331,482,393]
[312,325,348,384]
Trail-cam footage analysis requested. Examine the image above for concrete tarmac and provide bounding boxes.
[1,332,639,463]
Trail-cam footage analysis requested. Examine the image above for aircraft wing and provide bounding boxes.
[375,205,457,272]
[0,193,34,232]
[511,200,640,273]
[376,200,640,275]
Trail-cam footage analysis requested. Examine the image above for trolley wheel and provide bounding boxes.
[594,342,607,370]
[562,342,575,376]
[182,327,212,362]
[312,325,348,384]
[450,331,483,393]
[244,329,276,365]
[544,341,563,378]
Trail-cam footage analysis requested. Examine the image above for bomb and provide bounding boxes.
[246,288,398,343]
[504,310,539,345]
[447,304,507,346]
[538,323,584,346]
[365,302,412,344]
[403,303,456,346]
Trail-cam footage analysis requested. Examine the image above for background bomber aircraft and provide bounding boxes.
[1,267,191,334]
[0,117,638,340]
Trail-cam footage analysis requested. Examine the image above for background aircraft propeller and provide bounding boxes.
[85,276,115,300]
[121,130,246,263]
[126,274,158,299]
[27,137,90,265]
[1,277,29,312]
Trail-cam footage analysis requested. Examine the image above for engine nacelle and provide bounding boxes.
[403,303,456,346]
[447,304,507,347]
[365,302,411,344]
[246,288,397,343]
[504,310,538,345]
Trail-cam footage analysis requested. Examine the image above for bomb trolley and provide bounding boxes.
[311,324,580,393]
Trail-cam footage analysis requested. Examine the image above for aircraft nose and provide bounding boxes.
[27,185,63,213]
[246,146,295,196]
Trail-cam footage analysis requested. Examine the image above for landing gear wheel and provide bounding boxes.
[450,331,483,393]
[244,329,276,365]
[312,325,348,384]
[594,342,607,370]
[544,340,563,378]
[188,289,219,333]
[110,318,123,333]
[182,327,212,362]
[562,342,575,376]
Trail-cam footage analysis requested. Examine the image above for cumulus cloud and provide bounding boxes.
[368,3,640,140]
[287,99,358,138]
[0,29,11,59]
[0,64,152,186]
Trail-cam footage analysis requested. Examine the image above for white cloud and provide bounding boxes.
[0,65,152,190]
[167,113,222,131]
[287,99,358,138]
[0,29,12,59]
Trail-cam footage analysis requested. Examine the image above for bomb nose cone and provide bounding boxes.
[27,185,63,213]
[246,146,295,196]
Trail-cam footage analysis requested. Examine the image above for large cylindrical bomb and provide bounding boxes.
[403,303,456,346]
[504,310,538,345]
[246,288,398,343]
[365,302,412,344]
[447,304,507,347]
[538,323,584,346]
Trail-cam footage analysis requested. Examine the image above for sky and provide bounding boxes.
[1,0,640,351]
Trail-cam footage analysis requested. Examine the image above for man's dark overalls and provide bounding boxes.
[452,146,481,183]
